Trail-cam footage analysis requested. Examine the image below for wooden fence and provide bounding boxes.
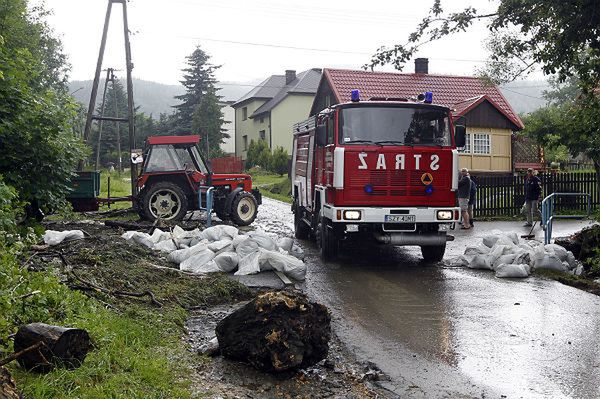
[209,156,244,174]
[473,172,598,217]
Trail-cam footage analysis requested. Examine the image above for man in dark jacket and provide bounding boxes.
[524,168,542,226]
[458,168,471,229]
[468,176,477,227]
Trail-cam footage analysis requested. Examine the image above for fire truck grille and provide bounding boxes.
[348,170,446,197]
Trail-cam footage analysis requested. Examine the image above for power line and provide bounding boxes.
[500,87,546,100]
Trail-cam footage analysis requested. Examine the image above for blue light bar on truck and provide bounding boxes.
[424,91,433,104]
[351,89,360,102]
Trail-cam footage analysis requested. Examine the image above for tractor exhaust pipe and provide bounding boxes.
[373,233,453,246]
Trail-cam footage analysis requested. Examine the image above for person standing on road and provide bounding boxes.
[524,168,542,227]
[458,168,471,229]
[468,176,477,227]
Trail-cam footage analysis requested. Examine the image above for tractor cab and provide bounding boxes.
[136,135,261,225]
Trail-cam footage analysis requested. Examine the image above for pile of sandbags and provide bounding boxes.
[448,231,582,279]
[121,225,307,281]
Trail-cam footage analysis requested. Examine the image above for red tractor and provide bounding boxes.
[135,135,261,225]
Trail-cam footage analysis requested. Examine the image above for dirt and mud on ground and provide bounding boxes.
[34,210,393,399]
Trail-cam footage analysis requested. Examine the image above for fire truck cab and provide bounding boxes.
[291,91,466,261]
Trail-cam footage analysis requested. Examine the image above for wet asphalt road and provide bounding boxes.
[256,199,600,399]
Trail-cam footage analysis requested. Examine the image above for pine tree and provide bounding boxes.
[173,46,219,134]
[192,86,228,159]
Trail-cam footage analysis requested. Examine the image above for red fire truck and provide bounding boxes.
[291,90,466,261]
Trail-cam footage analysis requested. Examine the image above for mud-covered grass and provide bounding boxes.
[534,269,600,296]
[7,222,252,398]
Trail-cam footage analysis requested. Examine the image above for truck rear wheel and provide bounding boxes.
[142,181,188,222]
[421,243,446,263]
[317,212,338,260]
[293,199,310,239]
[230,192,258,226]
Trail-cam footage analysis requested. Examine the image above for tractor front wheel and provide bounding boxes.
[141,181,188,222]
[230,192,258,226]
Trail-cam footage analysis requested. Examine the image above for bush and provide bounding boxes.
[270,146,289,176]
[246,139,271,170]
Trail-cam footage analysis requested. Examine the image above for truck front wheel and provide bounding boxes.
[317,213,338,260]
[230,192,258,226]
[421,243,446,263]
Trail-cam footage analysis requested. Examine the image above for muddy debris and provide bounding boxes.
[0,366,21,399]
[216,290,331,373]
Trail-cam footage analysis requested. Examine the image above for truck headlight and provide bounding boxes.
[436,210,453,220]
[343,210,361,220]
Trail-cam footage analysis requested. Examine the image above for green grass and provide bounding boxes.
[534,269,600,296]
[98,169,133,211]
[251,172,292,204]
[3,225,252,398]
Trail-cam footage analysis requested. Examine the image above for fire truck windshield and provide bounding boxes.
[339,106,452,147]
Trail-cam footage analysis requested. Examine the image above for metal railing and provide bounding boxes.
[197,186,214,227]
[541,192,591,244]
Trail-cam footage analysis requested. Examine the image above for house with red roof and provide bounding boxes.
[310,59,525,173]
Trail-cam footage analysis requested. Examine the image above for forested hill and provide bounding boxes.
[70,78,549,117]
[69,79,251,116]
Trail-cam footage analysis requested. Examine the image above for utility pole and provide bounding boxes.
[83,0,138,200]
[95,68,112,170]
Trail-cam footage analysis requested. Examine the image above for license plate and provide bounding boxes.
[385,215,416,223]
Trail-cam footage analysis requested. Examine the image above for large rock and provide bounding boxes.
[555,224,600,261]
[215,291,331,373]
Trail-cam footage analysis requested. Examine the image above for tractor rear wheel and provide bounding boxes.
[142,181,188,222]
[230,192,258,226]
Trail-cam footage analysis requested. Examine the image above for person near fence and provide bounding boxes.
[524,168,542,227]
[468,176,477,227]
[458,168,471,229]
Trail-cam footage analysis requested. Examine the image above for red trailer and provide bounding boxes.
[291,91,466,261]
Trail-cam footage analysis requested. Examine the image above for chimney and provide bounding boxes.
[415,58,429,74]
[285,70,296,84]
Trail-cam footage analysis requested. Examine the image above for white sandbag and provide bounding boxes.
[277,237,294,252]
[574,264,584,276]
[534,254,567,272]
[544,244,569,262]
[130,232,155,249]
[468,255,493,270]
[153,239,178,253]
[174,225,187,238]
[482,234,501,248]
[236,238,260,258]
[247,231,278,251]
[566,252,577,269]
[168,243,209,264]
[213,252,239,272]
[464,244,491,256]
[514,251,531,266]
[189,260,222,274]
[492,253,518,270]
[175,238,193,248]
[180,249,216,273]
[495,263,530,278]
[189,237,206,247]
[178,228,204,239]
[487,245,507,266]
[149,228,168,243]
[507,232,520,245]
[121,231,136,240]
[43,230,85,246]
[259,249,307,281]
[232,234,249,248]
[448,255,471,267]
[203,225,238,242]
[207,239,233,253]
[289,244,305,260]
[235,251,262,275]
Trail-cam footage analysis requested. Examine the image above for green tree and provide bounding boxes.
[0,1,85,212]
[270,146,289,176]
[173,46,219,134]
[192,87,229,159]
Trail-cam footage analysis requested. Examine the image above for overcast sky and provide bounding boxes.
[45,0,511,86]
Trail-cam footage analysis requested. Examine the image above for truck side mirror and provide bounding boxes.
[315,124,327,147]
[455,125,466,148]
